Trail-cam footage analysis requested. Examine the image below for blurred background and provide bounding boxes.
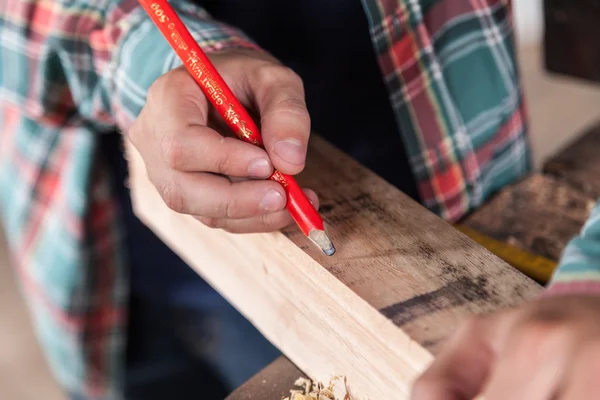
[2,1,600,399]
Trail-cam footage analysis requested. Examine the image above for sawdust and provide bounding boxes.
[282,376,351,400]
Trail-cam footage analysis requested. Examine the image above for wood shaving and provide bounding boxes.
[282,376,351,400]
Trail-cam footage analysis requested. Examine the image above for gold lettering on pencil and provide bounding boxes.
[186,51,203,79]
[271,171,288,187]
[150,3,169,23]
[170,32,188,50]
[202,77,215,95]
[185,51,226,105]
[239,121,254,140]
[225,104,240,125]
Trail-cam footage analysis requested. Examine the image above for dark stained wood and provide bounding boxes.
[226,357,304,400]
[281,136,541,355]
[544,0,600,83]
[543,121,600,198]
[463,174,595,262]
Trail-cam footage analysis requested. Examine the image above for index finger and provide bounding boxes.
[247,64,310,175]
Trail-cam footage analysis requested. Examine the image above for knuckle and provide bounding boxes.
[148,68,189,104]
[258,212,280,232]
[180,91,207,117]
[256,64,298,88]
[218,194,239,220]
[212,181,237,219]
[272,96,310,121]
[200,217,220,229]
[224,199,235,220]
[147,76,166,103]
[216,146,233,174]
[160,180,185,214]
[279,65,303,85]
[159,131,184,170]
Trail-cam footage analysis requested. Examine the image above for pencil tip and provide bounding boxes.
[308,228,336,256]
[323,242,336,256]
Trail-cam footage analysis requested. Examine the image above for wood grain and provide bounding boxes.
[464,174,595,262]
[127,135,541,399]
[226,357,303,400]
[544,121,600,198]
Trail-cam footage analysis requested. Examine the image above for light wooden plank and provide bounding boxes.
[127,135,541,399]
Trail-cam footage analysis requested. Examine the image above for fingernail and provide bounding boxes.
[260,188,285,212]
[248,159,272,178]
[274,139,304,166]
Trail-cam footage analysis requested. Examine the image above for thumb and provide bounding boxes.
[411,310,518,400]
[247,64,310,175]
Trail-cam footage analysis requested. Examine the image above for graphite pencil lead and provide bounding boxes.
[308,228,336,256]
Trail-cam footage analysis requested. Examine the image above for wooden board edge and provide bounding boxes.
[126,142,433,399]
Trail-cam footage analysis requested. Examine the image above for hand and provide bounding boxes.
[411,295,600,400]
[128,49,317,233]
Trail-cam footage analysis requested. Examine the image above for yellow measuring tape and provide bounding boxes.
[454,225,557,284]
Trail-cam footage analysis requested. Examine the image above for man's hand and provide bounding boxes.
[128,49,317,233]
[412,295,600,400]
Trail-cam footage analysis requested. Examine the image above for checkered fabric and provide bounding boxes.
[0,1,546,398]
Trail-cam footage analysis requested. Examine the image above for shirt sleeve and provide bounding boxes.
[544,200,600,296]
[2,0,260,132]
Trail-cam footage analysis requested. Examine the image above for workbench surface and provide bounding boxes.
[226,357,304,400]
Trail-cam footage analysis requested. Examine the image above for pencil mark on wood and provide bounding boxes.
[281,229,295,238]
[421,339,440,351]
[417,242,436,259]
[319,203,335,214]
[379,276,490,326]
[327,264,344,277]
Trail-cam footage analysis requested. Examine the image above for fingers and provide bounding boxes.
[481,321,569,400]
[129,56,316,235]
[195,189,319,233]
[147,66,210,128]
[130,67,274,179]
[411,311,517,400]
[246,64,310,175]
[150,170,289,219]
[200,50,311,175]
[158,128,273,178]
[413,295,600,400]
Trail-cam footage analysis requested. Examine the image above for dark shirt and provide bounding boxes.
[102,1,419,306]
[200,0,419,197]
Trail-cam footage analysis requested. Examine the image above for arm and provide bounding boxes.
[1,0,315,233]
[0,0,259,130]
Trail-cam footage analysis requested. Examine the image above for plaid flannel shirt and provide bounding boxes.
[1,0,587,398]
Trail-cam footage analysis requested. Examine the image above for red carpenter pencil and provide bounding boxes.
[138,0,335,256]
